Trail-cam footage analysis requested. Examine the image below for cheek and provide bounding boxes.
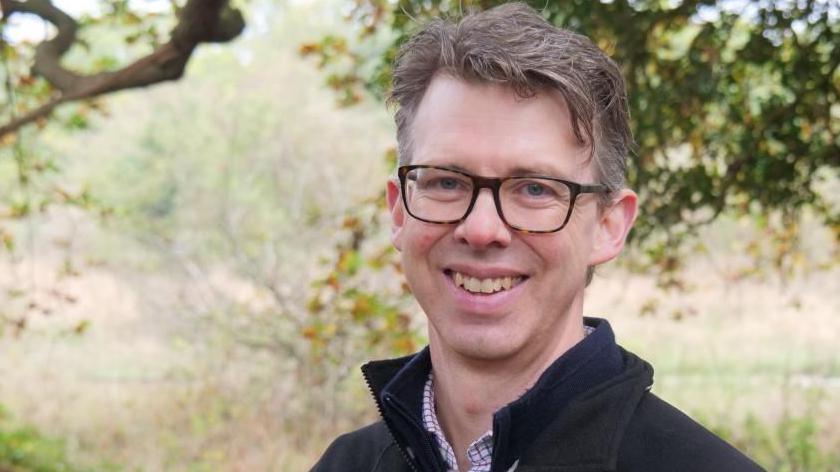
[529,233,590,277]
[559,210,598,254]
[402,222,449,259]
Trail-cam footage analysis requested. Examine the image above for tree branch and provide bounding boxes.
[1,0,82,90]
[0,96,65,137]
[0,0,245,138]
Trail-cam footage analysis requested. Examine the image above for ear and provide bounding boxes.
[386,178,406,251]
[588,189,638,266]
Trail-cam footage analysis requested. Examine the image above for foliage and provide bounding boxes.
[711,406,840,471]
[38,5,409,447]
[0,404,86,472]
[0,0,244,333]
[303,0,840,283]
[0,2,835,469]
[304,189,420,370]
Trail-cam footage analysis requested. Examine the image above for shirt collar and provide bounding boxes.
[363,317,626,472]
[419,323,601,472]
[422,372,494,471]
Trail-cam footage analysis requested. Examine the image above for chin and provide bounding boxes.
[438,327,524,361]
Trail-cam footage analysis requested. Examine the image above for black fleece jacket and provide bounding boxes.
[312,318,763,471]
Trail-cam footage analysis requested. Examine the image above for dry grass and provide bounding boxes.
[1,211,837,470]
[589,265,840,445]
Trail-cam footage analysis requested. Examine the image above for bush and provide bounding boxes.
[0,405,84,472]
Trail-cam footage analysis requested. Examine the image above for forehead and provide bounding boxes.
[410,75,591,179]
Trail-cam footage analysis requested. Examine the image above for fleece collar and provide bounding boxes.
[362,318,653,472]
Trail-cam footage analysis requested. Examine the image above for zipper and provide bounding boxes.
[363,368,447,471]
[382,392,445,471]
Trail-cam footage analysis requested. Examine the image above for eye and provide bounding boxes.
[516,180,557,198]
[438,177,459,190]
[525,182,546,196]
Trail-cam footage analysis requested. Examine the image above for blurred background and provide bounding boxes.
[0,0,837,470]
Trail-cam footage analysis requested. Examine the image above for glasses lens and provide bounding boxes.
[404,167,473,222]
[500,177,572,232]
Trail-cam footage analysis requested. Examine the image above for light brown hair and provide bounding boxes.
[388,2,633,193]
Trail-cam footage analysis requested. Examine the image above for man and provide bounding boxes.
[313,3,762,471]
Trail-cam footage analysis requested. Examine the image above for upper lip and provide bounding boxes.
[444,264,529,279]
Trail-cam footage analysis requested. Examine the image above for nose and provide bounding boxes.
[453,188,512,248]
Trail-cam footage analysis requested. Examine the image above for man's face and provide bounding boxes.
[387,75,632,363]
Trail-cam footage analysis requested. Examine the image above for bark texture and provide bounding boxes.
[0,0,245,138]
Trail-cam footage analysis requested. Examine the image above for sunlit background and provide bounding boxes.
[0,0,838,470]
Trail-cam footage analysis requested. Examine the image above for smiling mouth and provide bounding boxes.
[446,270,526,295]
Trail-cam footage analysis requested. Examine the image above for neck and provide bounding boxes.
[429,310,586,470]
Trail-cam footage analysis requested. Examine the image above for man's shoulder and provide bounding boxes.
[310,421,408,472]
[618,392,765,471]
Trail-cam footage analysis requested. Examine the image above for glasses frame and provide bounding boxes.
[397,165,610,234]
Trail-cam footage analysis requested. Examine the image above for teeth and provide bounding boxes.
[466,277,481,292]
[452,271,523,294]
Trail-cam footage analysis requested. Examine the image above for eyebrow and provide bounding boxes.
[507,164,568,178]
[440,162,570,179]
